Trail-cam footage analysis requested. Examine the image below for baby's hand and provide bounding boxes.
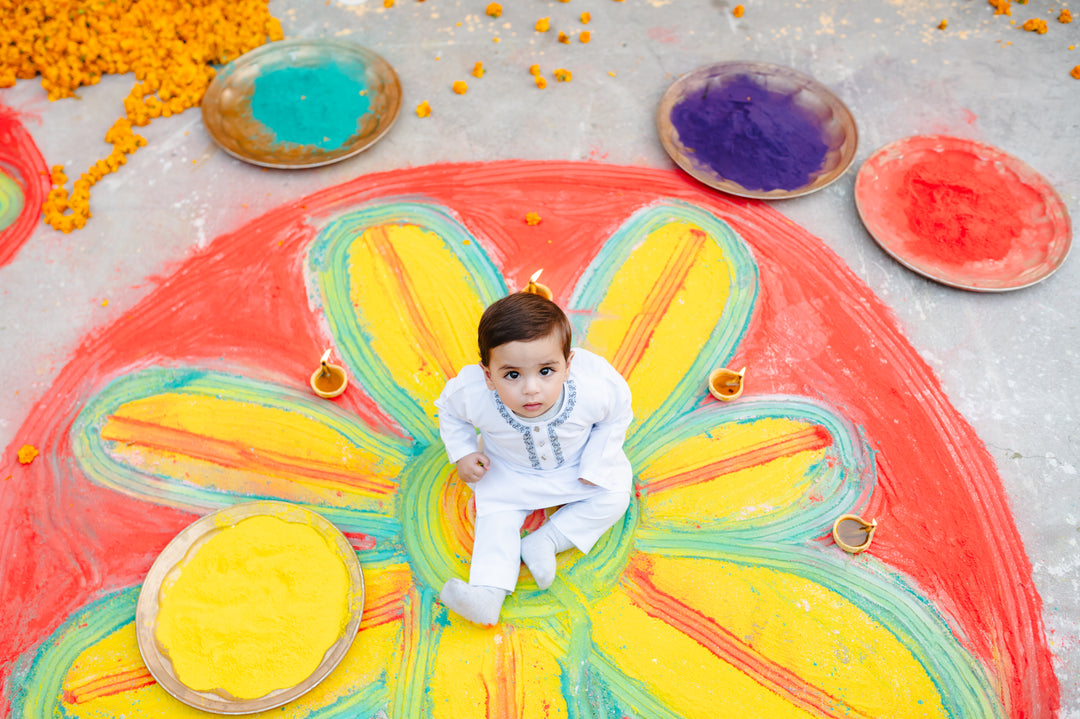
[456,452,490,484]
[578,477,597,486]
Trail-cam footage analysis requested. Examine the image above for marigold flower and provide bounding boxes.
[1,0,284,232]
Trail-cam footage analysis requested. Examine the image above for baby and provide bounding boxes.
[435,292,633,625]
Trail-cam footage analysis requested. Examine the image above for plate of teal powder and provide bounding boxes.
[202,38,402,169]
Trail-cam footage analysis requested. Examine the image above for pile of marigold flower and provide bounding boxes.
[0,0,283,232]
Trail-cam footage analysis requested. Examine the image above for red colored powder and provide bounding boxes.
[899,150,1027,265]
[0,105,50,268]
[856,135,1069,290]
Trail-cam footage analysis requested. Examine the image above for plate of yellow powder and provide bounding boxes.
[135,501,365,713]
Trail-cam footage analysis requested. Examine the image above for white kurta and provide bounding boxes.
[435,348,634,516]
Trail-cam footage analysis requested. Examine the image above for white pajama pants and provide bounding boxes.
[468,490,631,592]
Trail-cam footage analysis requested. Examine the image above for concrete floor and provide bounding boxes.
[2,0,1077,714]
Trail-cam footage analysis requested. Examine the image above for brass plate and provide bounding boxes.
[201,38,401,169]
[855,135,1072,292]
[135,501,365,714]
[657,61,858,199]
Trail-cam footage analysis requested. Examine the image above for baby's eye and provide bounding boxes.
[505,371,519,380]
[539,367,553,376]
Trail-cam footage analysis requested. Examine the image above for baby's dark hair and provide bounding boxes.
[478,292,572,366]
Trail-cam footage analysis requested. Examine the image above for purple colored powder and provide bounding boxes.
[670,75,829,192]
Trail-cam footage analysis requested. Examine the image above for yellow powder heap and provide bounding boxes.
[155,515,351,700]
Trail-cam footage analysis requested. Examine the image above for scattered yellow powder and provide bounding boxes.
[486,2,502,17]
[1072,64,1080,78]
[554,68,572,82]
[536,17,550,32]
[17,445,39,464]
[526,212,542,225]
[472,61,485,78]
[416,100,432,117]
[581,12,591,23]
[384,0,394,6]
[155,515,351,700]
[452,79,468,94]
[1060,8,1073,22]
[1022,17,1048,32]
[989,0,1011,15]
[535,75,547,89]
[558,31,570,43]
[733,4,744,17]
[580,30,592,43]
[938,19,948,29]
[1,0,283,233]
[529,63,541,76]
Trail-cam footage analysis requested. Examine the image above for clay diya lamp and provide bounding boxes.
[522,269,553,300]
[708,366,746,401]
[831,514,878,554]
[310,348,349,399]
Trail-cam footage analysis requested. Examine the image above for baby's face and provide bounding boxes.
[482,333,572,418]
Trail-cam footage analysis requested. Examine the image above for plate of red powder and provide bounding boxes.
[656,61,858,199]
[855,135,1072,292]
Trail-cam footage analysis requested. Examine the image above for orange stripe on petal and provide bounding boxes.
[440,471,476,554]
[367,226,459,380]
[63,666,156,704]
[102,415,397,496]
[491,625,520,718]
[623,556,873,719]
[643,424,830,494]
[361,565,412,630]
[359,592,406,629]
[610,227,707,378]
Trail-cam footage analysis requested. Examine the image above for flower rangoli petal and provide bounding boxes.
[72,368,407,537]
[570,201,758,436]
[308,201,507,443]
[634,399,872,542]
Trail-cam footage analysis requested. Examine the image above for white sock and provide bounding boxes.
[520,521,574,590]
[439,578,507,625]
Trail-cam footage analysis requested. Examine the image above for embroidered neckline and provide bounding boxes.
[492,379,577,469]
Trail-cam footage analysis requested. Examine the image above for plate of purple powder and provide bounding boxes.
[657,61,858,199]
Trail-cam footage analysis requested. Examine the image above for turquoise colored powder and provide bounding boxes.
[250,62,371,150]
[0,168,25,233]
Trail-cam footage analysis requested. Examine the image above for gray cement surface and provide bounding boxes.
[1,0,1077,714]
